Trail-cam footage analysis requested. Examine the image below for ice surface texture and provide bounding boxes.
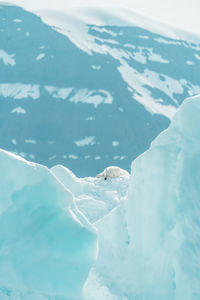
[1,94,200,299]
[0,150,97,299]
[84,95,200,299]
[125,94,200,299]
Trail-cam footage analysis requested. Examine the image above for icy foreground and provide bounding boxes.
[0,151,97,299]
[0,94,200,299]
[124,94,200,299]
[88,94,200,299]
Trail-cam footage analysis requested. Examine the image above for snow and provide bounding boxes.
[25,139,37,144]
[48,154,57,160]
[186,60,195,65]
[69,154,78,159]
[91,65,101,70]
[0,49,16,66]
[44,86,113,106]
[143,69,182,104]
[51,164,129,224]
[0,84,40,99]
[34,6,200,49]
[112,141,119,147]
[70,89,113,107]
[118,62,177,119]
[44,85,73,99]
[139,35,149,39]
[148,48,169,63]
[11,138,17,145]
[131,46,169,64]
[85,116,95,121]
[154,37,181,45]
[194,53,200,60]
[11,107,26,114]
[0,149,97,299]
[74,136,95,147]
[36,53,46,60]
[94,156,101,160]
[132,48,146,64]
[13,18,22,22]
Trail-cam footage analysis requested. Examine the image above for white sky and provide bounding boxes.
[2,0,200,35]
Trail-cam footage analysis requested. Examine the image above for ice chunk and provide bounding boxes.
[84,94,200,299]
[51,165,129,223]
[124,94,200,298]
[0,149,97,299]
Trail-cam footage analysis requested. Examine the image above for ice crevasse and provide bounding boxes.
[0,94,200,299]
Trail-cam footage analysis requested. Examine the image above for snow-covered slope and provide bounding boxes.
[1,4,200,176]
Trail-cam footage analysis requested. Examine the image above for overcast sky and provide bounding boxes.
[3,0,200,35]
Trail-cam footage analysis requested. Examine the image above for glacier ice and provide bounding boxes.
[1,94,200,299]
[51,164,129,224]
[0,150,97,299]
[84,94,200,299]
[124,94,200,299]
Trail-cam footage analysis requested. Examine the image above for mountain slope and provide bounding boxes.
[1,4,200,176]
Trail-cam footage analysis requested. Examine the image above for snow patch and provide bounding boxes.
[74,136,95,147]
[112,141,119,147]
[69,154,78,159]
[0,83,40,99]
[194,53,200,60]
[11,107,26,114]
[11,139,17,145]
[85,116,95,121]
[0,49,16,66]
[13,18,22,23]
[25,139,37,144]
[186,60,195,65]
[70,89,113,108]
[92,65,101,70]
[36,53,46,60]
[45,85,73,99]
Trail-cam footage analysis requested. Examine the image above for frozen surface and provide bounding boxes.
[0,149,97,299]
[1,94,200,299]
[51,164,129,224]
[124,94,200,298]
[83,94,200,299]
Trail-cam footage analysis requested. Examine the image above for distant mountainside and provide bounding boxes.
[1,4,200,176]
